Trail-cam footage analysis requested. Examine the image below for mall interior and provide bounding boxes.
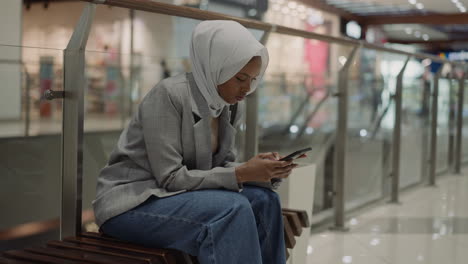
[1,0,468,263]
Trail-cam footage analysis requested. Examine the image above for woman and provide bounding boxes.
[93,20,299,264]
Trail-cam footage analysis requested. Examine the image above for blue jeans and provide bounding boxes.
[101,186,286,264]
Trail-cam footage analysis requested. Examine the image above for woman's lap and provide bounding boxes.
[101,187,277,254]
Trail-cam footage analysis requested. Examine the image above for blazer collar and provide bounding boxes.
[187,72,210,120]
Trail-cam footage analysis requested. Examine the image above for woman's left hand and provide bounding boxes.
[257,152,300,179]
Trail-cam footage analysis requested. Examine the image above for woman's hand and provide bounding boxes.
[235,152,298,183]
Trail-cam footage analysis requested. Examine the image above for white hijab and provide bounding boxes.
[189,20,269,117]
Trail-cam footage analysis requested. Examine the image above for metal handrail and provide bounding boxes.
[55,0,467,237]
[81,0,462,67]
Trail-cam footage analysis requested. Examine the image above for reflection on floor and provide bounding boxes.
[307,169,468,264]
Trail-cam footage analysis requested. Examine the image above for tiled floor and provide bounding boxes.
[306,170,468,264]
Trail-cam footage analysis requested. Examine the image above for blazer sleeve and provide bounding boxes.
[140,83,241,193]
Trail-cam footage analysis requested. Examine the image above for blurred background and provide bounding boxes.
[1,0,467,253]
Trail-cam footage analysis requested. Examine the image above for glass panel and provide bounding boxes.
[399,59,426,188]
[463,80,468,163]
[344,49,397,209]
[0,45,64,249]
[436,78,451,173]
[258,37,340,214]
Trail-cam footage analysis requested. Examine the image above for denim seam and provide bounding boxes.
[127,210,207,227]
[254,208,272,253]
[128,210,220,263]
[207,225,216,264]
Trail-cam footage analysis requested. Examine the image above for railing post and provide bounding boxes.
[454,70,465,174]
[389,56,410,203]
[421,69,431,183]
[330,45,359,231]
[128,8,135,117]
[244,25,275,160]
[429,64,444,186]
[61,2,97,239]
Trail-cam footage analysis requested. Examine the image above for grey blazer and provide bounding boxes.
[93,73,277,227]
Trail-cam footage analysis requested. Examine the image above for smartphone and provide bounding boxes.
[279,147,312,161]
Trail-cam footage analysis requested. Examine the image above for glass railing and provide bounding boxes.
[399,58,428,188]
[436,77,452,173]
[0,44,64,248]
[344,48,397,211]
[2,13,468,252]
[258,37,341,215]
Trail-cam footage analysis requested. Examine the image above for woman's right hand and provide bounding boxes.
[235,153,297,183]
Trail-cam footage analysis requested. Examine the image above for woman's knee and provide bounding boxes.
[244,186,281,208]
[199,190,254,220]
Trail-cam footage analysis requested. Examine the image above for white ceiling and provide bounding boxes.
[326,0,468,14]
[383,24,449,40]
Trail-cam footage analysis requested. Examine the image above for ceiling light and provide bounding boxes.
[342,256,353,264]
[408,0,417,4]
[291,10,299,16]
[461,8,467,12]
[456,2,464,8]
[289,125,299,133]
[297,5,305,12]
[416,3,424,9]
[405,27,413,34]
[423,34,429,41]
[451,0,459,3]
[281,7,290,14]
[339,56,347,66]
[415,31,421,38]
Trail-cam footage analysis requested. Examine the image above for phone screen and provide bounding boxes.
[279,147,312,161]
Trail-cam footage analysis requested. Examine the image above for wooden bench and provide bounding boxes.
[1,209,309,264]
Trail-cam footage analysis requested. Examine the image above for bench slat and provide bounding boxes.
[3,209,307,264]
[64,236,178,264]
[0,256,37,264]
[30,245,151,264]
[80,232,193,264]
[3,250,85,264]
[47,240,153,264]
[282,211,303,236]
[282,216,296,249]
[282,208,310,228]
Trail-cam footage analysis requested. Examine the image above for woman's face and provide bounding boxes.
[217,56,262,105]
